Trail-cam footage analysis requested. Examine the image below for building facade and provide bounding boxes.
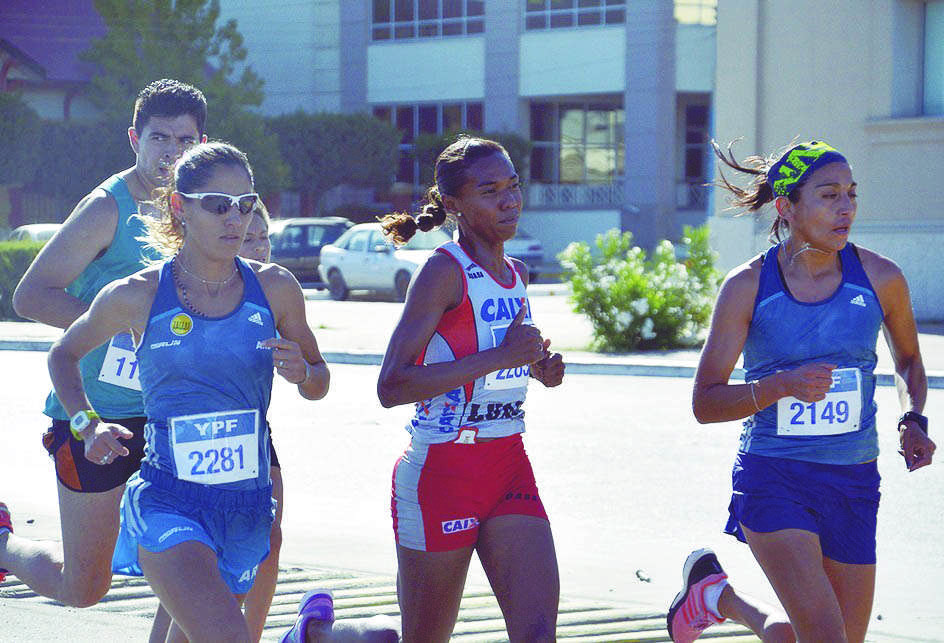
[710,0,944,320]
[221,0,718,258]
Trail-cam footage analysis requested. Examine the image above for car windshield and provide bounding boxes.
[402,229,450,250]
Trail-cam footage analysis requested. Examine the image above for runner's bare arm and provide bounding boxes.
[47,271,155,417]
[13,190,120,328]
[692,264,761,423]
[378,253,543,408]
[512,258,564,387]
[258,264,329,400]
[863,250,928,414]
[694,259,842,424]
[862,249,934,470]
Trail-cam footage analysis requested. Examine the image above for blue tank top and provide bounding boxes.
[740,242,884,465]
[45,174,160,420]
[136,258,275,491]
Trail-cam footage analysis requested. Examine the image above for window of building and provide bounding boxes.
[925,0,944,115]
[524,0,626,31]
[674,0,716,26]
[373,101,484,184]
[524,1,716,30]
[529,100,624,184]
[372,0,485,41]
[676,94,711,210]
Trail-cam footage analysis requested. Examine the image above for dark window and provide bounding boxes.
[397,150,415,184]
[443,104,463,131]
[396,106,415,143]
[394,0,413,21]
[528,99,624,185]
[466,103,483,131]
[373,106,392,123]
[418,105,438,134]
[373,0,391,22]
[373,0,486,40]
[418,0,438,20]
[443,0,462,19]
[527,0,625,29]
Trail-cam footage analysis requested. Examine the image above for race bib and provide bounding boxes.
[776,368,862,436]
[170,409,259,484]
[97,332,142,391]
[484,322,530,390]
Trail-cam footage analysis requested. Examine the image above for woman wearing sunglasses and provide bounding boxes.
[47,141,330,643]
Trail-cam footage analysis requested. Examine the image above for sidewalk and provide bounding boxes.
[3,284,943,385]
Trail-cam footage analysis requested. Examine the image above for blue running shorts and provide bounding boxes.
[113,464,275,593]
[724,452,881,565]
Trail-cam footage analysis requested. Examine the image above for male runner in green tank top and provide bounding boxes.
[1,79,207,608]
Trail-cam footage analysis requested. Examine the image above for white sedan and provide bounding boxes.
[318,222,450,301]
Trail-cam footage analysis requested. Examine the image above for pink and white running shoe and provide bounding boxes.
[0,502,12,583]
[666,548,727,642]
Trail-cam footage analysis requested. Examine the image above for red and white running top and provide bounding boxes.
[406,241,532,444]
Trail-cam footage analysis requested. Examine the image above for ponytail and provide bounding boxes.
[711,139,796,242]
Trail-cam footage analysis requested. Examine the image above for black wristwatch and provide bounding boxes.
[898,411,928,435]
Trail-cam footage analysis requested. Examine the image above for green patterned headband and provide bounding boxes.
[766,141,847,197]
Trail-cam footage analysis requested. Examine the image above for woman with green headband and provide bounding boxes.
[666,140,935,643]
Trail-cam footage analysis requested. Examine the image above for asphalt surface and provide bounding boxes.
[1,287,943,641]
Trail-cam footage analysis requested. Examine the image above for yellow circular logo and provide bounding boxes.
[170,313,193,336]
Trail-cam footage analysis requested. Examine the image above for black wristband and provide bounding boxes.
[899,411,928,435]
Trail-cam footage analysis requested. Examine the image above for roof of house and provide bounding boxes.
[0,0,105,83]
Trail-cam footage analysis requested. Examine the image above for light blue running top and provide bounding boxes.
[136,258,275,491]
[45,174,159,420]
[740,242,885,465]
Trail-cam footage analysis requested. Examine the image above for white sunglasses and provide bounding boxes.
[178,192,259,215]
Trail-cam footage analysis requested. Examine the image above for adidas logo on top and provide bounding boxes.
[849,294,866,307]
[248,311,263,325]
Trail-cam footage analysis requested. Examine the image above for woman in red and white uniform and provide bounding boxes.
[378,136,565,642]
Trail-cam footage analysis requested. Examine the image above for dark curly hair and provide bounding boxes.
[380,136,508,245]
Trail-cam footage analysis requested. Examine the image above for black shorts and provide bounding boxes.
[42,417,147,493]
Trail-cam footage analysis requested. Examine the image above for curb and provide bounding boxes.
[7,340,944,388]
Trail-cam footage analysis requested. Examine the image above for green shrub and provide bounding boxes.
[267,111,401,210]
[0,93,42,185]
[558,224,721,351]
[0,240,44,320]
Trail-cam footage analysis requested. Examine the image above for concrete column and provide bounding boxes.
[709,0,763,271]
[339,2,369,113]
[622,0,676,248]
[483,0,522,133]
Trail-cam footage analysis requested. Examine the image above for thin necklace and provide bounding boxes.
[175,255,238,288]
[785,239,829,266]
[172,258,204,316]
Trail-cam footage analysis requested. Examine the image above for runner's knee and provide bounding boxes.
[63,578,110,608]
[762,617,796,643]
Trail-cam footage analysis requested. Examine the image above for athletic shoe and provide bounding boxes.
[0,502,12,582]
[280,589,334,643]
[667,548,728,642]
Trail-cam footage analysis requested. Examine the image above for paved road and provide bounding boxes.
[3,352,942,641]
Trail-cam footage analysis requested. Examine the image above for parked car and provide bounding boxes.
[503,228,545,282]
[318,222,450,301]
[268,217,352,286]
[7,223,62,242]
